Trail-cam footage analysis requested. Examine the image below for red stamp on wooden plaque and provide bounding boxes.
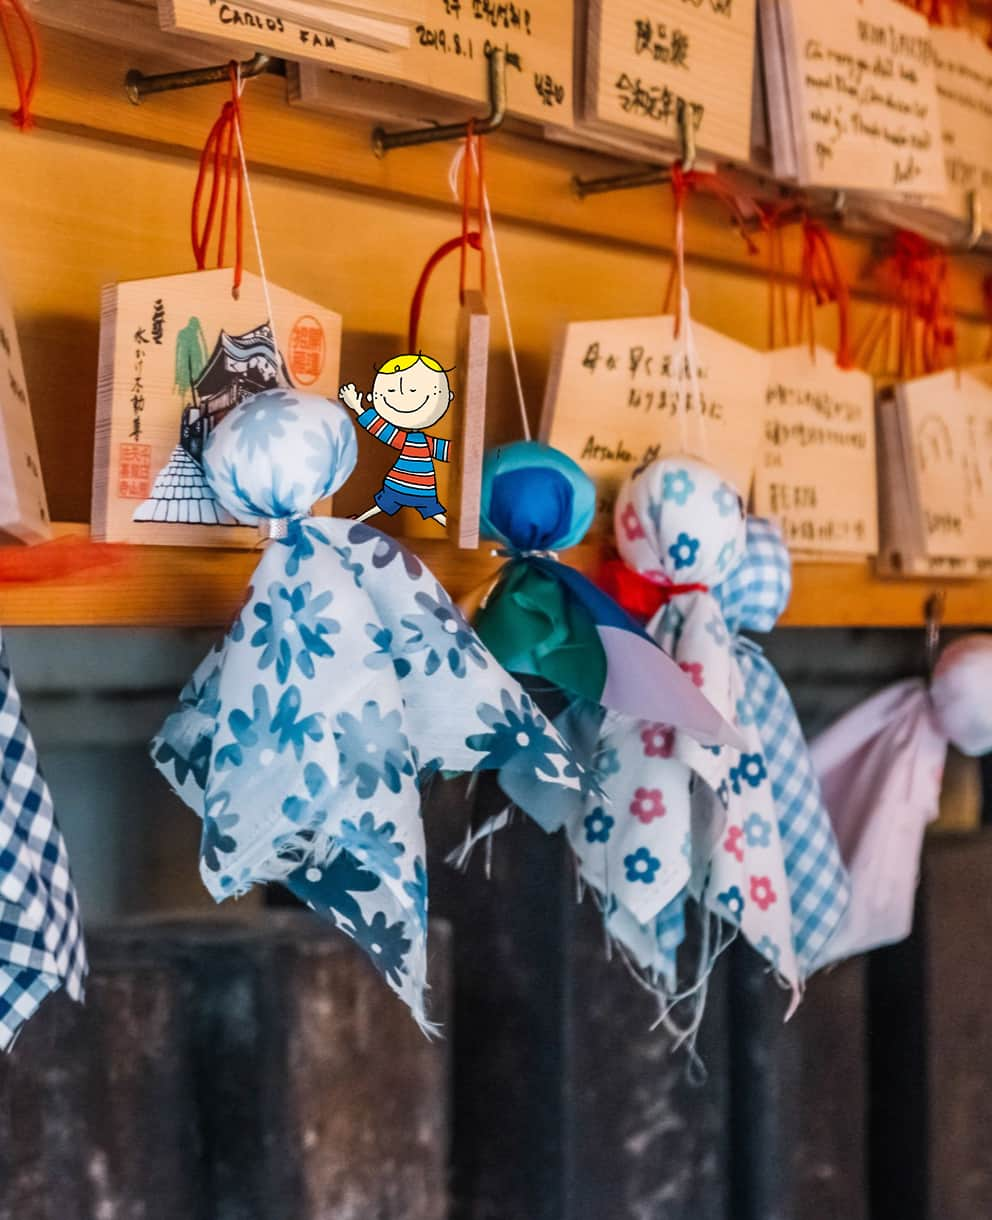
[118,442,152,499]
[288,315,326,386]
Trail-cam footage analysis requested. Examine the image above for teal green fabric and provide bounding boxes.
[474,561,606,701]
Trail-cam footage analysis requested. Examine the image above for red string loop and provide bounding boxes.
[406,127,486,350]
[407,232,483,352]
[0,0,40,132]
[664,166,759,333]
[190,65,245,296]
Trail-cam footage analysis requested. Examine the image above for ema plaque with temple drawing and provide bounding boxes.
[92,270,342,547]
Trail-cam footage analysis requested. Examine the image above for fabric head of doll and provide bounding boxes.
[714,517,792,636]
[203,389,358,525]
[480,441,595,553]
[614,457,747,589]
[930,635,992,756]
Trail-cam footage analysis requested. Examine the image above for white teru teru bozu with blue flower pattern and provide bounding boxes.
[150,389,591,1030]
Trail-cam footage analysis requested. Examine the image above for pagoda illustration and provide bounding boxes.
[134,319,292,525]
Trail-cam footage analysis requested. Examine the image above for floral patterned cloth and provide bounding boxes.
[578,458,800,1000]
[463,441,740,1000]
[151,391,585,1028]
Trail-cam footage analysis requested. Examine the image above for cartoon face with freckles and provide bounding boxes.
[371,355,453,430]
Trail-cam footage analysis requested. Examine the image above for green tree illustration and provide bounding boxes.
[174,317,208,402]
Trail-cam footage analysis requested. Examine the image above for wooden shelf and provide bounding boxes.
[2,525,992,628]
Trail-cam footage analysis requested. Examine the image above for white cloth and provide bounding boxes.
[812,632,992,963]
[576,457,799,996]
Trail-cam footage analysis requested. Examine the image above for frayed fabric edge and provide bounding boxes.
[202,831,435,1036]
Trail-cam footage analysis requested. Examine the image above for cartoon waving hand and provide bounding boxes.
[338,383,363,413]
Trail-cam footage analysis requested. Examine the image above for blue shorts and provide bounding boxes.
[375,484,446,519]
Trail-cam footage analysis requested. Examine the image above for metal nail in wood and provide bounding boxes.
[925,590,945,678]
[966,188,983,251]
[372,48,507,156]
[572,98,697,199]
[125,51,281,104]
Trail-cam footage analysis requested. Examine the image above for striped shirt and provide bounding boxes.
[357,407,451,498]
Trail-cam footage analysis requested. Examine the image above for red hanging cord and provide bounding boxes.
[190,65,245,296]
[0,0,39,132]
[761,204,793,351]
[799,217,853,368]
[457,123,486,305]
[982,273,992,360]
[662,165,759,333]
[854,231,956,378]
[407,231,483,351]
[407,127,486,349]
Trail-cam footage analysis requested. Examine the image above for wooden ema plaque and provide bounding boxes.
[931,27,992,228]
[584,0,756,162]
[755,346,878,559]
[777,0,947,195]
[0,279,50,545]
[448,290,489,549]
[278,0,574,129]
[540,314,768,527]
[900,369,992,562]
[157,0,423,55]
[27,0,238,60]
[93,269,341,547]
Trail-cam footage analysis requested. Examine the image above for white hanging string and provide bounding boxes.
[234,65,275,330]
[670,201,710,462]
[680,287,710,462]
[448,141,531,441]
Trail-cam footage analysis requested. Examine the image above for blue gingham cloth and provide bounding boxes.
[0,631,86,1049]
[715,518,850,975]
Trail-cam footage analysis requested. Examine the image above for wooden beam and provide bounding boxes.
[2,523,992,627]
[5,25,992,316]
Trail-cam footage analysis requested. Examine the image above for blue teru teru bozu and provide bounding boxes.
[470,439,739,749]
[150,390,599,1032]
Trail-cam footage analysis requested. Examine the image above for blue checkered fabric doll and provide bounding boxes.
[714,517,851,976]
[0,631,87,1049]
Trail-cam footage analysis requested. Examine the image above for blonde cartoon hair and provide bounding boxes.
[376,352,447,374]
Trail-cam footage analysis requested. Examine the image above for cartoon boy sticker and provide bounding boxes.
[339,353,453,527]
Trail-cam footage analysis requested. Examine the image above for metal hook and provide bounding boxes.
[572,97,697,198]
[676,97,696,174]
[966,188,983,251]
[125,51,280,104]
[925,590,945,678]
[372,48,507,156]
[573,165,668,199]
